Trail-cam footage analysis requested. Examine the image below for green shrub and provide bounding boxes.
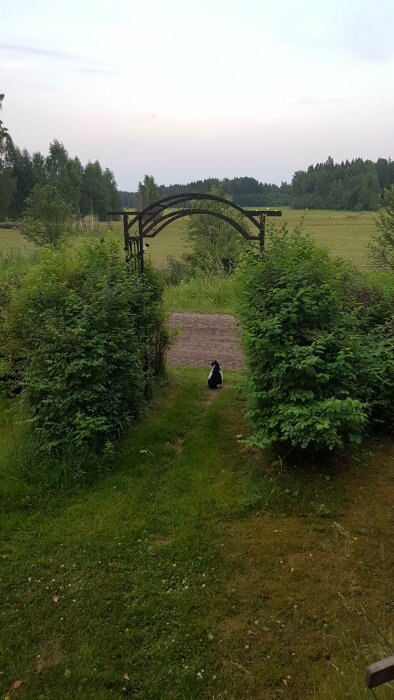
[186,185,249,275]
[237,226,394,452]
[339,266,394,428]
[158,255,194,286]
[370,184,394,270]
[0,250,36,397]
[20,184,73,247]
[3,238,169,451]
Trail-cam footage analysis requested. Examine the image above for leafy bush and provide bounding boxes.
[158,255,194,286]
[337,266,394,428]
[0,251,37,397]
[370,184,394,270]
[2,238,169,451]
[20,184,73,247]
[237,225,394,452]
[186,185,249,275]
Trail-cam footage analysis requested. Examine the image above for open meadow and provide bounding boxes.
[0,207,377,268]
[0,208,393,699]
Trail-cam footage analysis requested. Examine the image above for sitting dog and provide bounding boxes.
[207,360,223,389]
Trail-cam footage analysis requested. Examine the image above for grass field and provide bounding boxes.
[0,207,377,268]
[0,207,379,318]
[270,208,376,268]
[0,369,393,699]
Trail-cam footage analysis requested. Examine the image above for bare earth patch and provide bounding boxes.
[167,312,244,370]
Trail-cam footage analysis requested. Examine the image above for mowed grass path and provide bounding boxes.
[0,207,377,267]
[1,369,393,699]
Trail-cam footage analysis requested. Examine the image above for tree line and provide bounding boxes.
[120,176,292,209]
[0,95,122,223]
[291,156,394,211]
[122,157,394,212]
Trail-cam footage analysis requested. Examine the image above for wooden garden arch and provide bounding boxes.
[109,193,281,272]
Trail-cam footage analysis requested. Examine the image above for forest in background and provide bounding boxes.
[1,138,122,223]
[121,156,394,212]
[0,96,122,223]
[120,177,292,209]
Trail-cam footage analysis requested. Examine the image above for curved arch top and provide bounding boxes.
[108,192,281,272]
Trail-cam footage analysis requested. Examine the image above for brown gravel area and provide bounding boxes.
[167,312,244,370]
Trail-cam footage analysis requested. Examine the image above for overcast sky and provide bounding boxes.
[1,0,394,190]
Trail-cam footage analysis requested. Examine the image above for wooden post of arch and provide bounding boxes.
[259,213,266,253]
[122,212,129,261]
[138,213,144,274]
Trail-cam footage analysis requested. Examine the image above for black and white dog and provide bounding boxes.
[207,360,223,389]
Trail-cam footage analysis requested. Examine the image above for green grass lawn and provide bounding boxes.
[0,369,393,699]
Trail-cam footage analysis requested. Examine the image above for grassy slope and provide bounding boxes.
[0,370,393,699]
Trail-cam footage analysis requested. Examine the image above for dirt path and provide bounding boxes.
[167,312,244,370]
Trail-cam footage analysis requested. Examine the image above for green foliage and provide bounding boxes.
[137,174,160,210]
[0,95,123,221]
[0,250,37,397]
[2,239,169,451]
[80,160,122,220]
[291,156,388,211]
[370,184,394,269]
[121,176,291,209]
[187,185,249,274]
[159,255,193,286]
[121,157,394,213]
[160,192,249,282]
[237,225,394,452]
[20,184,73,247]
